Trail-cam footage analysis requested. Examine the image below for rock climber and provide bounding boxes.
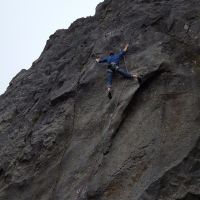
[96,44,141,99]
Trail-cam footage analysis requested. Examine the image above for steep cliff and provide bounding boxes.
[0,0,200,199]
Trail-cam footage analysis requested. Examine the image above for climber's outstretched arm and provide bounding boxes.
[96,57,107,63]
[118,44,129,59]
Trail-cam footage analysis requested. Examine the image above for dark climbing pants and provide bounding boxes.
[106,67,132,87]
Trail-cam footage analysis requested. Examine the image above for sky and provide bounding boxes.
[0,0,102,95]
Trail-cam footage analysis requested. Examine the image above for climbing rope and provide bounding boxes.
[112,56,130,113]
[104,55,131,146]
[75,56,131,199]
[123,56,129,73]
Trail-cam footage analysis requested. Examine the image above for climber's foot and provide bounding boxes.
[132,74,137,79]
[107,88,112,99]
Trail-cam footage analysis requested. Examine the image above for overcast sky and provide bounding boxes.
[0,0,102,95]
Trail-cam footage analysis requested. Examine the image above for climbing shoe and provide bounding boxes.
[108,91,112,99]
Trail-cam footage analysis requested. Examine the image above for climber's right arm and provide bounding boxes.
[118,44,129,59]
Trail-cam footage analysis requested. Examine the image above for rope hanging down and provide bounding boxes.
[108,55,130,123]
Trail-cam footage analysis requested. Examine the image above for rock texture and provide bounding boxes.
[1,0,200,199]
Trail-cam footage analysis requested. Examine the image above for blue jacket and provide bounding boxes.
[99,50,126,65]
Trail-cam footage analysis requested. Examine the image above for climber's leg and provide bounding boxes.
[116,67,142,84]
[116,67,134,79]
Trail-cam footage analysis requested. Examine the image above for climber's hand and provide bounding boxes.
[124,44,129,52]
[96,58,100,63]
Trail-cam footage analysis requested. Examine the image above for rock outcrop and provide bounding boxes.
[0,0,200,199]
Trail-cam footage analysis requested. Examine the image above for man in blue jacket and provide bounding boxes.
[96,44,141,99]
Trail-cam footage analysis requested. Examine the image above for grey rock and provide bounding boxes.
[0,0,200,199]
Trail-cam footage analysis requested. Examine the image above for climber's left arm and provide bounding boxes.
[96,57,108,63]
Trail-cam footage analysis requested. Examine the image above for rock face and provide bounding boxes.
[0,0,200,199]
